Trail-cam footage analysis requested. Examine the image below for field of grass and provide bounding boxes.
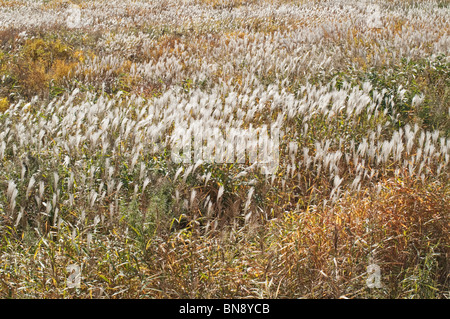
[0,0,449,298]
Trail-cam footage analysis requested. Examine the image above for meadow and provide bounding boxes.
[0,0,449,298]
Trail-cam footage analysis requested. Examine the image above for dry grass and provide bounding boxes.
[1,177,447,298]
[0,0,448,299]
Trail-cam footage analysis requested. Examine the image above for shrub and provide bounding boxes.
[9,38,83,99]
[0,97,8,113]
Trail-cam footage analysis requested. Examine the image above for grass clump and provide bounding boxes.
[0,37,85,100]
[0,97,8,113]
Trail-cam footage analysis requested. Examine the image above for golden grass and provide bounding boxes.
[0,97,8,113]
